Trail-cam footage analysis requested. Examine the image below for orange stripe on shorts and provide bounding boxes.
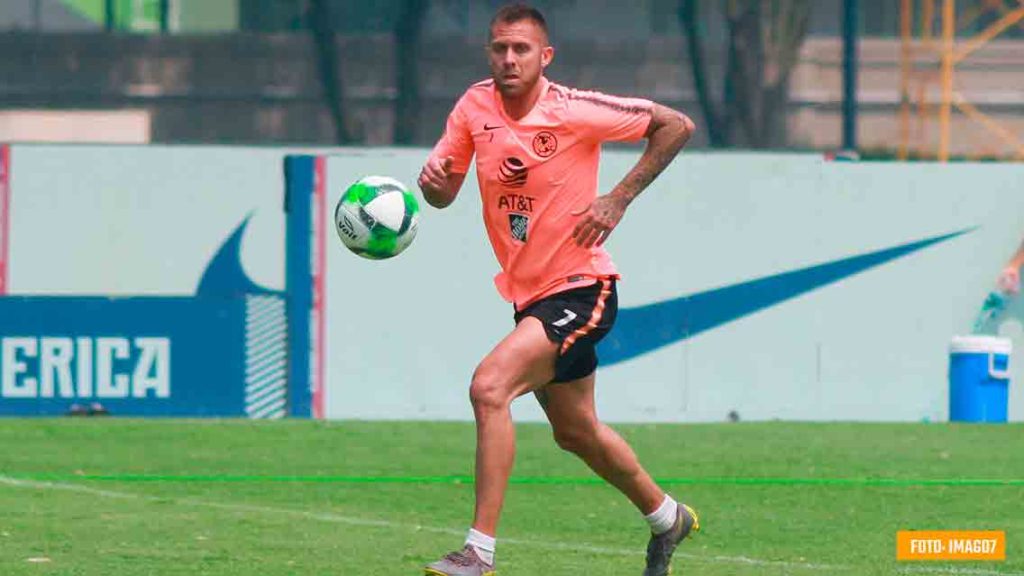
[560,279,613,355]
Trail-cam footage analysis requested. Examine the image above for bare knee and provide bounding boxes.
[552,421,599,455]
[469,364,512,414]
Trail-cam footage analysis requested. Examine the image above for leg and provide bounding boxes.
[425,318,556,575]
[537,375,700,576]
[470,316,558,536]
[535,373,663,515]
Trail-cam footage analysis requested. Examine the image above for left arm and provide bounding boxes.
[997,237,1024,294]
[1009,238,1024,269]
[572,103,696,248]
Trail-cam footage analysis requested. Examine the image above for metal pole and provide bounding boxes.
[938,0,955,162]
[899,0,912,160]
[917,0,934,158]
[922,0,934,45]
[953,6,1024,64]
[842,0,859,151]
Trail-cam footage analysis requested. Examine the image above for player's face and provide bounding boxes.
[487,20,553,99]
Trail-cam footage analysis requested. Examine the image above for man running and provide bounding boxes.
[418,4,698,575]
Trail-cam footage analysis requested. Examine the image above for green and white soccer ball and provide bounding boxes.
[334,175,420,259]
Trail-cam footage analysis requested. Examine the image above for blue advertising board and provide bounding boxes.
[0,297,242,416]
[0,216,290,417]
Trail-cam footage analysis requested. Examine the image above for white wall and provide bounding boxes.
[322,151,1024,422]
[6,145,1022,422]
[7,145,285,295]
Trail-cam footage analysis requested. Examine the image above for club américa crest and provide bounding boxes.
[532,131,558,158]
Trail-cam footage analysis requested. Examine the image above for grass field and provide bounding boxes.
[1,419,1022,575]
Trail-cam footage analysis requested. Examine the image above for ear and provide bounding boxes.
[541,45,554,69]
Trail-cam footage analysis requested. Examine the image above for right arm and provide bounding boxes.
[417,156,467,209]
[418,101,473,209]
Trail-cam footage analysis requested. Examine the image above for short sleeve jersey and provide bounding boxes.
[429,77,653,310]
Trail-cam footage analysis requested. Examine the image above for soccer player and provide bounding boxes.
[997,237,1024,295]
[417,4,698,575]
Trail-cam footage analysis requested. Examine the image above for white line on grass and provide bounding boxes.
[2,476,1021,575]
[901,568,1024,576]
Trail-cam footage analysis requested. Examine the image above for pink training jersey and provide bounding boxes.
[429,77,653,309]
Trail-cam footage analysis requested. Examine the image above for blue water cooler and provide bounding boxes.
[948,336,1012,423]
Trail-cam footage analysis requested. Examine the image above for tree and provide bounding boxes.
[393,0,430,145]
[308,0,354,144]
[678,0,812,148]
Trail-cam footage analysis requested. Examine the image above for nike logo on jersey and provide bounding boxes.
[484,124,504,131]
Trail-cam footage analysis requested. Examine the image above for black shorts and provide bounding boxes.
[514,278,618,383]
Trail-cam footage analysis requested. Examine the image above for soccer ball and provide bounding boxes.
[334,175,420,259]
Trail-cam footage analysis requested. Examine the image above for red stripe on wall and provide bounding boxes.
[0,145,10,295]
[312,156,327,419]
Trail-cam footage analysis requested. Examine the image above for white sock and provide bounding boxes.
[465,528,496,565]
[644,494,678,535]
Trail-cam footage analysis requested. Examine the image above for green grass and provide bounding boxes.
[1,420,1022,575]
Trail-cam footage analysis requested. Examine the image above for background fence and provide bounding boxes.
[1,1,1022,157]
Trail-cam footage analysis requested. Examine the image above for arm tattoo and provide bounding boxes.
[612,105,691,204]
[618,143,677,202]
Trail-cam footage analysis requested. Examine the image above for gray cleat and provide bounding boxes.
[643,503,700,576]
[424,545,496,576]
